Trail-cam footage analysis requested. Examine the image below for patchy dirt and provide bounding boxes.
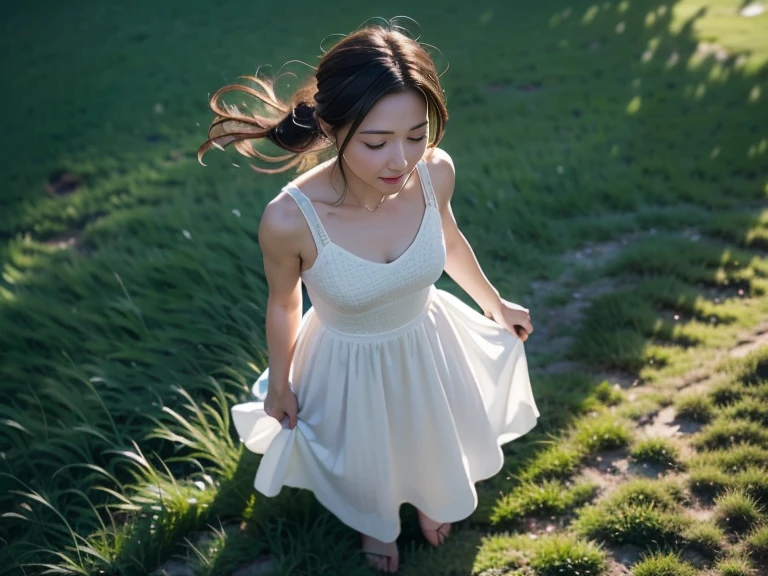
[527,231,657,374]
[730,323,768,359]
[40,231,79,250]
[626,459,677,479]
[45,170,84,196]
[642,406,703,439]
[672,368,712,392]
[605,559,633,576]
[609,544,646,569]
[602,371,641,390]
[576,465,624,495]
[684,504,714,523]
[584,449,631,477]
[519,515,570,536]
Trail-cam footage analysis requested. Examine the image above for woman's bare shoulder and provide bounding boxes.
[258,191,306,253]
[423,146,456,205]
[285,157,337,203]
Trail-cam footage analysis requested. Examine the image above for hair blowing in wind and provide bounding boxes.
[197,22,449,177]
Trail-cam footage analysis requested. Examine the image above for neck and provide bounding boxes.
[331,156,399,208]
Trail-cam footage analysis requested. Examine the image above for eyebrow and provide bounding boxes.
[359,120,428,135]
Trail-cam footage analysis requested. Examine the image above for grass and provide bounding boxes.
[527,533,606,576]
[713,489,765,534]
[572,413,633,453]
[490,479,597,525]
[687,464,732,501]
[630,437,682,469]
[743,523,768,565]
[692,418,768,451]
[1,0,768,574]
[736,467,768,507]
[516,441,587,483]
[631,551,697,576]
[606,478,687,511]
[709,382,745,407]
[688,444,768,474]
[714,556,756,576]
[573,500,689,548]
[674,393,715,423]
[572,479,690,548]
[680,520,724,558]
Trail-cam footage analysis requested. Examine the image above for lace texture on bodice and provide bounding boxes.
[284,159,446,335]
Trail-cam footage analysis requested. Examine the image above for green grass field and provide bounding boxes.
[1,0,767,574]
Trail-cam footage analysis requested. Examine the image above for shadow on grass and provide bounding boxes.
[0,0,767,573]
[532,0,768,377]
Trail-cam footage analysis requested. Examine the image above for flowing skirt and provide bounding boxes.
[232,286,539,542]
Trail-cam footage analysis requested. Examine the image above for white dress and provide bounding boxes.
[232,159,539,543]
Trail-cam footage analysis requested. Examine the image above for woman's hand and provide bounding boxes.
[264,384,299,429]
[484,299,534,342]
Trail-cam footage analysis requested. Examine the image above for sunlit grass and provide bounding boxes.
[491,479,597,525]
[572,413,633,453]
[744,523,768,567]
[631,551,697,576]
[714,555,757,576]
[630,437,683,469]
[712,489,765,534]
[675,393,715,423]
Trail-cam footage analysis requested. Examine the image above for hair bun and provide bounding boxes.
[292,102,318,130]
[268,102,322,152]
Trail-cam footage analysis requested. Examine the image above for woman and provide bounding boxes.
[199,21,539,573]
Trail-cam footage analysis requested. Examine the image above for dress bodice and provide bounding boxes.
[284,159,446,335]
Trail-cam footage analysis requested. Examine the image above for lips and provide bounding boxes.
[379,174,404,184]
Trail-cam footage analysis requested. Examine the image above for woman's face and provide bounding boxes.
[334,89,429,194]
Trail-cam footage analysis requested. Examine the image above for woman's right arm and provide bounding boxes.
[258,195,304,428]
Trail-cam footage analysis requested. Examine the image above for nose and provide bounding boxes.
[388,145,407,172]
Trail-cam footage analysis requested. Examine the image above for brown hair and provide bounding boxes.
[197,22,448,200]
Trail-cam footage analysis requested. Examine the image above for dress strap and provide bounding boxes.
[415,159,437,208]
[284,184,331,251]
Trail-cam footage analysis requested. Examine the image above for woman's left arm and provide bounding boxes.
[428,149,533,339]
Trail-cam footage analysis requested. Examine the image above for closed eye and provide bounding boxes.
[364,135,427,150]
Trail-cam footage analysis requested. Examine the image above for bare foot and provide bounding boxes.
[360,533,399,573]
[416,509,451,547]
